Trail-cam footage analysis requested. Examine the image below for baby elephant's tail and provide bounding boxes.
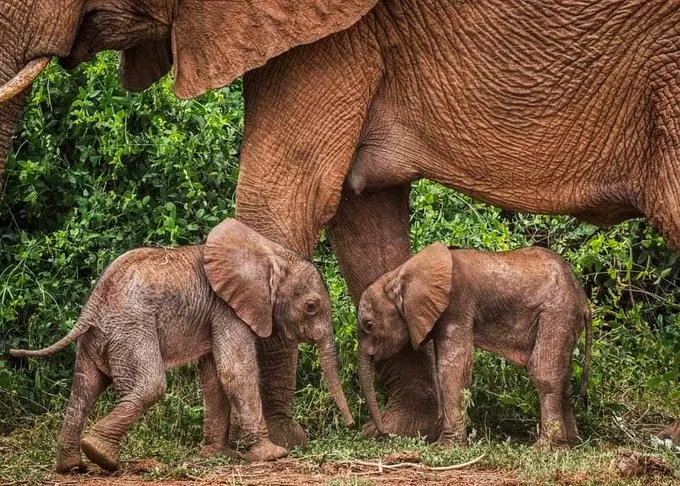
[577,305,593,408]
[9,321,90,358]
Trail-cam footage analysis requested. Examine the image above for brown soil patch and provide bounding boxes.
[43,458,519,486]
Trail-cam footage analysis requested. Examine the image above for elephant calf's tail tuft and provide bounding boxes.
[9,321,90,359]
[577,305,593,409]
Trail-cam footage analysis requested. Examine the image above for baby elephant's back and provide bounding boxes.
[504,246,586,307]
[453,246,587,312]
[89,245,214,323]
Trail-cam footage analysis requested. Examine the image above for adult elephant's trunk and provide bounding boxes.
[317,334,355,428]
[358,353,385,435]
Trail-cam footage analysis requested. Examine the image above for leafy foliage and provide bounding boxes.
[0,54,678,460]
[1,54,241,426]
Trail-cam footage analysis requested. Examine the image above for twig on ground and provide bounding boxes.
[613,415,655,451]
[342,451,487,472]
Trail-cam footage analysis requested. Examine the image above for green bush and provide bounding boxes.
[0,54,678,446]
[0,54,241,430]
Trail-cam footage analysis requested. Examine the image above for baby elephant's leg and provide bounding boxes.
[211,310,287,462]
[528,312,576,449]
[198,355,241,459]
[80,334,166,471]
[56,345,109,473]
[434,321,474,446]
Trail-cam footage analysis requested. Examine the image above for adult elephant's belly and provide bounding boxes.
[352,96,647,227]
[409,71,650,226]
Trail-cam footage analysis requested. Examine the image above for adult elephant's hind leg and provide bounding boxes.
[643,86,680,443]
[328,185,441,441]
[645,188,680,443]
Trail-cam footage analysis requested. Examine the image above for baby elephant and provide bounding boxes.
[10,219,354,472]
[358,243,592,448]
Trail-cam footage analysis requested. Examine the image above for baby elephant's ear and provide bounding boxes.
[203,219,284,338]
[385,242,453,349]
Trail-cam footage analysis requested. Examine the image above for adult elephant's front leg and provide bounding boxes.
[328,185,441,441]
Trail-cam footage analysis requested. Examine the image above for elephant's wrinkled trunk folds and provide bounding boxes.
[358,353,386,435]
[0,58,50,104]
[317,335,355,428]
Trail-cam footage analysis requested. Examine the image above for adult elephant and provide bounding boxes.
[2,0,680,444]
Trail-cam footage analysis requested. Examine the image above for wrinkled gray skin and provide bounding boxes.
[9,219,353,473]
[358,243,593,448]
[3,0,680,443]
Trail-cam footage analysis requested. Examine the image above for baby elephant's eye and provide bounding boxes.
[304,299,319,315]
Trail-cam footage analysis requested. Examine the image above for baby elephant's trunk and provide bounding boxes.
[317,335,355,428]
[358,353,386,435]
[9,320,90,358]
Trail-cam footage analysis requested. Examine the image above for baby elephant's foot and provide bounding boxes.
[80,434,120,471]
[55,442,87,473]
[55,451,87,474]
[245,440,288,462]
[199,444,244,460]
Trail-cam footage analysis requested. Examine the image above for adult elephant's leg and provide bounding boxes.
[235,25,384,447]
[327,185,441,441]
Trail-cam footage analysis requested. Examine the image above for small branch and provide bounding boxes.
[345,451,487,472]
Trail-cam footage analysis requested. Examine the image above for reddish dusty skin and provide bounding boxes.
[358,243,593,448]
[10,219,352,472]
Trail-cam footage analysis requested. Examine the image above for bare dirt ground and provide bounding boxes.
[38,459,521,486]
[11,448,677,485]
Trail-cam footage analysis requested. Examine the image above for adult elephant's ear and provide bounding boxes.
[119,39,173,92]
[384,243,453,350]
[204,218,285,338]
[170,0,379,99]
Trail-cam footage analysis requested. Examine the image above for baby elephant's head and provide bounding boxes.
[203,218,353,427]
[357,242,453,434]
